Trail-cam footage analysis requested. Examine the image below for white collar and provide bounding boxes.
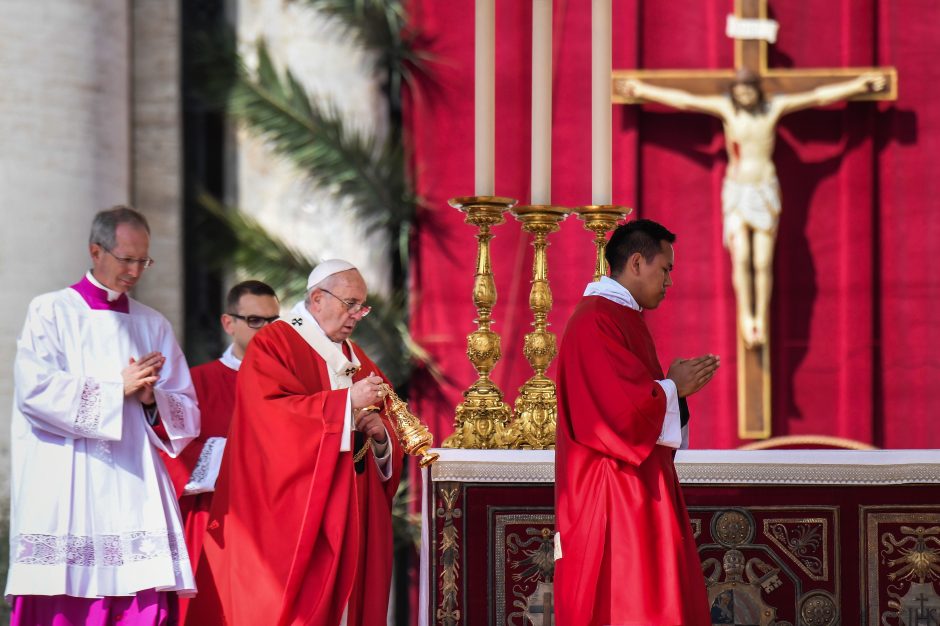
[291,300,345,349]
[219,344,242,371]
[86,270,121,302]
[285,300,361,380]
[583,275,641,311]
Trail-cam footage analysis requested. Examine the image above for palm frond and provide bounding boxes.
[297,0,429,83]
[223,42,416,234]
[199,193,311,300]
[197,194,431,388]
[391,479,421,552]
[189,7,436,390]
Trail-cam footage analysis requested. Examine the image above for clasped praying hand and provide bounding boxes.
[122,351,165,406]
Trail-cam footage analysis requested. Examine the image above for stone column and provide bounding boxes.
[131,0,184,338]
[0,0,132,497]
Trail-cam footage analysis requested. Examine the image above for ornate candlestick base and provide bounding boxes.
[574,205,633,280]
[443,196,518,449]
[509,204,570,449]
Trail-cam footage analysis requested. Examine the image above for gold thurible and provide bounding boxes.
[380,384,440,467]
[574,205,633,281]
[443,196,519,449]
[508,205,570,449]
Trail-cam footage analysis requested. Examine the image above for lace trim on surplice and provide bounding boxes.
[165,393,186,429]
[74,379,101,436]
[189,437,220,485]
[13,530,189,573]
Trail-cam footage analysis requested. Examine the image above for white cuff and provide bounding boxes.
[183,437,227,495]
[655,379,682,449]
[340,390,352,452]
[372,427,393,481]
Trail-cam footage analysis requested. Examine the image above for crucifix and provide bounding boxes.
[610,0,897,439]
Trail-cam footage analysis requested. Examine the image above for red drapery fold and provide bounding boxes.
[404,0,940,449]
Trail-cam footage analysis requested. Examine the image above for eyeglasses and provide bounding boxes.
[320,288,371,317]
[104,248,155,269]
[228,313,280,329]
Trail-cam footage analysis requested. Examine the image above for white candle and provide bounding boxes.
[475,0,495,196]
[591,0,612,205]
[531,0,552,205]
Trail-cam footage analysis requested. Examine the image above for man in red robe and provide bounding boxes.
[187,260,403,626]
[554,219,720,625]
[161,280,279,623]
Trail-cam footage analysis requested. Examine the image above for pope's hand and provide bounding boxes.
[350,374,386,410]
[355,408,388,444]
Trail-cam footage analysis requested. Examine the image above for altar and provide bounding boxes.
[420,449,940,626]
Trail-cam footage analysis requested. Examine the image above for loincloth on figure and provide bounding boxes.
[721,176,781,247]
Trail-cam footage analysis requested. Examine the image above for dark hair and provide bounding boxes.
[605,219,676,275]
[729,68,766,112]
[226,280,278,313]
[89,205,150,249]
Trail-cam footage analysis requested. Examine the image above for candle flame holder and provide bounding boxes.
[574,205,633,281]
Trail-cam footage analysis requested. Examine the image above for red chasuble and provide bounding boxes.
[554,296,709,626]
[186,321,403,626]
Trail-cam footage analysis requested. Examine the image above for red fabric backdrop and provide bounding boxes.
[404,0,940,449]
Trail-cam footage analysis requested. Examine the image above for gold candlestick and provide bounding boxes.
[509,205,570,449]
[574,205,633,280]
[443,196,518,449]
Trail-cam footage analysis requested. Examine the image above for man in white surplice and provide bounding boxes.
[5,206,199,623]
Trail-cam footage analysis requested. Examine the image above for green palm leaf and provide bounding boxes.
[198,193,310,299]
[198,193,431,387]
[297,0,430,86]
[391,479,421,551]
[225,42,416,234]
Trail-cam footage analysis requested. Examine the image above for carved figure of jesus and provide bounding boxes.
[618,69,887,347]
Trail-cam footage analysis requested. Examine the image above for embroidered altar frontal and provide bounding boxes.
[422,450,940,626]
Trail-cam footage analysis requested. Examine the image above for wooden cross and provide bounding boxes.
[611,0,896,440]
[613,0,897,103]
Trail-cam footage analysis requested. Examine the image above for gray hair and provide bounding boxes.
[89,205,150,249]
[306,279,327,303]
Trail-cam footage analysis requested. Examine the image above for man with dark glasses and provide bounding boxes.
[162,280,279,624]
